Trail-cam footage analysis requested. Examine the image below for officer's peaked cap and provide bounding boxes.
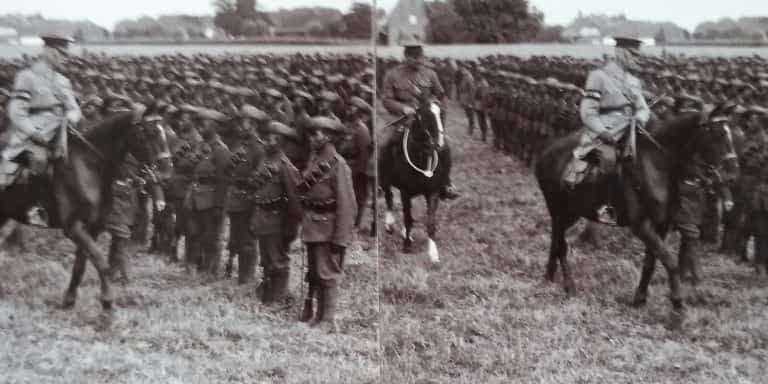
[41,34,74,49]
[613,36,643,51]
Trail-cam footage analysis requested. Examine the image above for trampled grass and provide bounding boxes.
[378,100,768,383]
[0,220,378,383]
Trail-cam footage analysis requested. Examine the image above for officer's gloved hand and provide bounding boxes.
[155,199,166,212]
[598,131,615,145]
[402,106,416,117]
[28,132,47,145]
[66,110,80,125]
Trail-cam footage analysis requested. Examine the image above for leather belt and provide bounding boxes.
[29,105,64,115]
[197,176,217,184]
[599,104,633,115]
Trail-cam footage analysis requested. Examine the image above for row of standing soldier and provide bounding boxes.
[439,52,768,277]
[1,51,375,333]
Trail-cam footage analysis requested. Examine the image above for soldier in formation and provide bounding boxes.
[1,47,374,330]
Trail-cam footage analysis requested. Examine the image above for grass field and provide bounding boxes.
[0,220,378,383]
[378,100,768,383]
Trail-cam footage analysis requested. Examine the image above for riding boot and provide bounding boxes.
[109,236,131,284]
[439,177,461,200]
[258,273,272,303]
[25,205,49,228]
[300,283,317,322]
[237,250,255,284]
[225,252,235,279]
[270,270,291,304]
[312,285,338,333]
[596,204,617,226]
[679,236,701,284]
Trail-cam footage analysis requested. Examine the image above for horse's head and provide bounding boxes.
[413,95,446,150]
[696,103,740,184]
[128,104,174,182]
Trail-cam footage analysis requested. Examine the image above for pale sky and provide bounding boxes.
[3,0,366,30]
[3,0,766,32]
[377,0,768,32]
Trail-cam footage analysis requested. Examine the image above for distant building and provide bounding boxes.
[379,0,428,45]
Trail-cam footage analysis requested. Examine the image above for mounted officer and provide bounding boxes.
[0,34,82,226]
[379,34,460,200]
[564,36,651,225]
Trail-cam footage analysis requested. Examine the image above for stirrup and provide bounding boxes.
[26,206,50,228]
[596,205,617,226]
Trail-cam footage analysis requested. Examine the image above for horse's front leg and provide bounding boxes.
[402,195,414,253]
[425,193,440,263]
[633,219,683,323]
[62,248,88,309]
[383,184,396,233]
[68,220,114,324]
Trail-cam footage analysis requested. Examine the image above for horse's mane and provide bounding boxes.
[83,111,134,144]
[646,112,701,146]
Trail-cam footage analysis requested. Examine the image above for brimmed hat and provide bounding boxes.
[307,116,345,134]
[239,104,269,122]
[195,108,229,122]
[349,96,372,113]
[261,121,298,139]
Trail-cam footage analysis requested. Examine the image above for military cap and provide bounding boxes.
[311,69,324,77]
[41,34,74,51]
[261,121,298,139]
[112,73,127,81]
[613,36,643,51]
[294,90,314,102]
[399,33,423,47]
[81,95,104,108]
[157,77,172,87]
[265,88,282,98]
[289,75,303,83]
[179,104,200,114]
[349,96,372,113]
[320,90,340,102]
[359,84,374,95]
[308,76,324,86]
[307,116,345,134]
[195,108,229,122]
[239,104,269,121]
[685,73,700,82]
[208,80,223,89]
[745,105,768,117]
[274,77,290,88]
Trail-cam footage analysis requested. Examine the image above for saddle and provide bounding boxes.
[562,126,636,188]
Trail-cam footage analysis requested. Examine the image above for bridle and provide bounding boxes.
[402,101,443,178]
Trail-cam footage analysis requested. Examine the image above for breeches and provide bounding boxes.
[228,212,252,253]
[187,208,225,271]
[674,183,705,238]
[305,242,343,287]
[352,172,369,215]
[258,234,290,273]
[754,213,768,265]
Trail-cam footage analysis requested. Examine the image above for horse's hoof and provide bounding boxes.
[61,294,77,309]
[666,308,685,330]
[95,310,114,332]
[631,294,647,308]
[426,238,439,263]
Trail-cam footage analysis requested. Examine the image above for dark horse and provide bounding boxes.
[0,108,173,327]
[379,96,451,262]
[535,108,739,318]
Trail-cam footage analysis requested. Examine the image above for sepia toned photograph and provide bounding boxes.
[2,0,768,382]
[376,0,768,382]
[0,0,377,383]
